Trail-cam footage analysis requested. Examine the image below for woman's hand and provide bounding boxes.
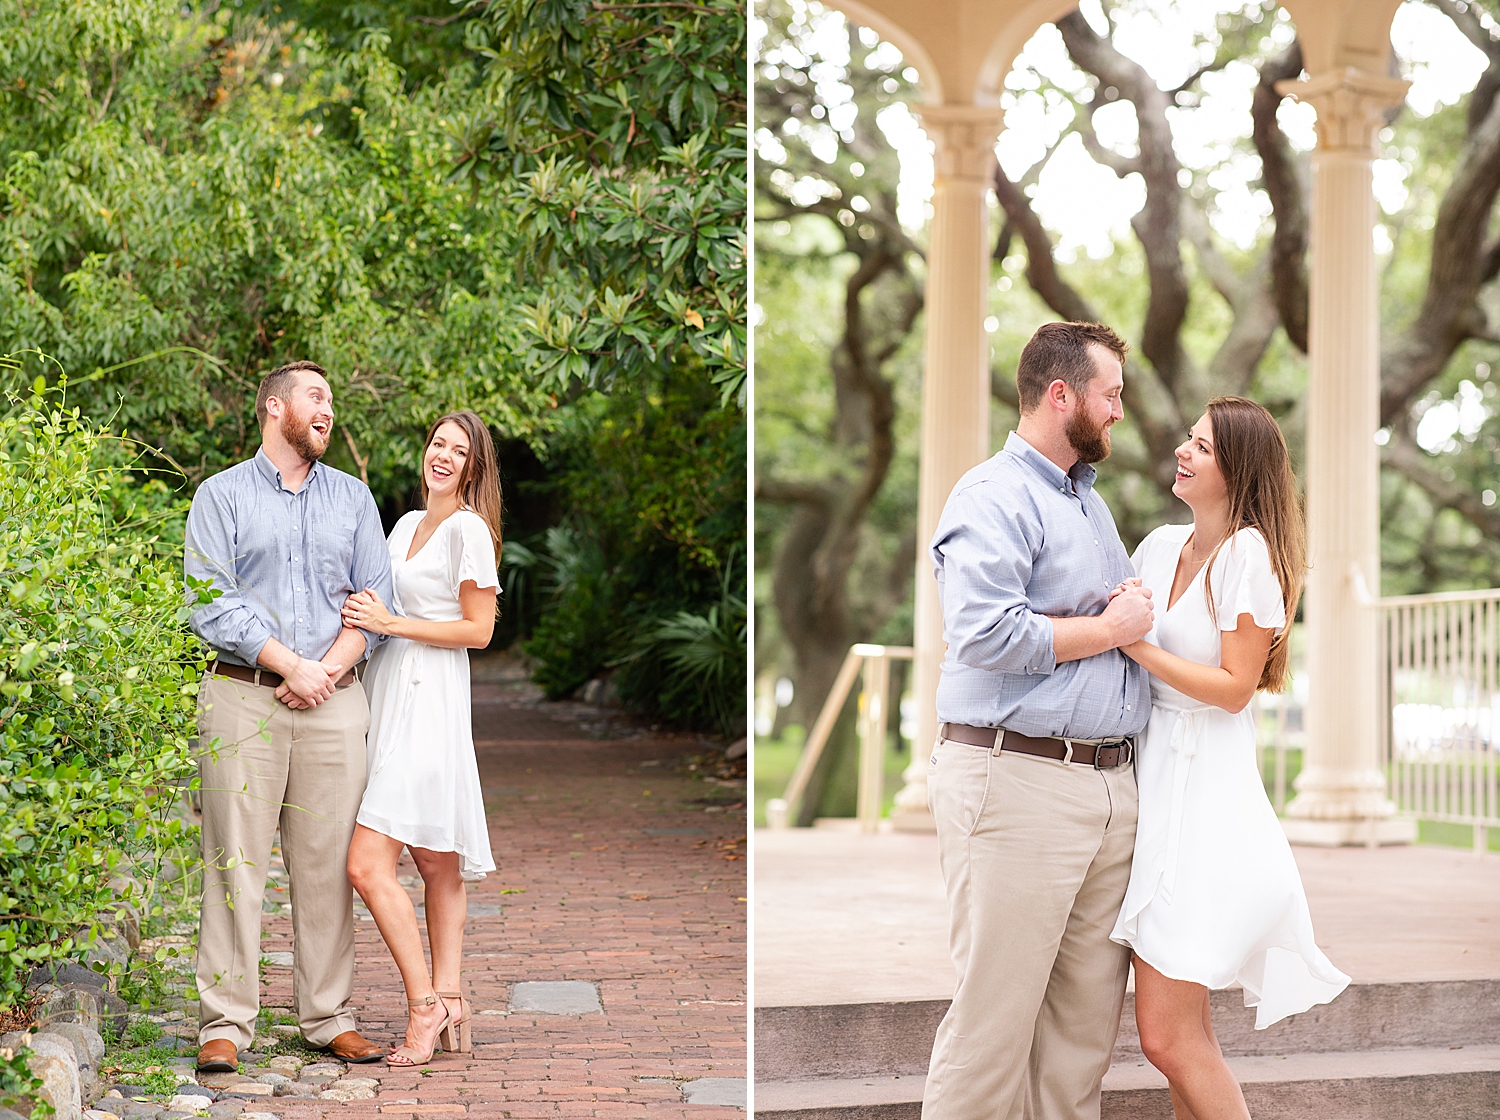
[342,588,398,635]
[1109,577,1144,601]
[1117,639,1152,662]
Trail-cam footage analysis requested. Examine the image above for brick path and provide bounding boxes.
[162,657,746,1120]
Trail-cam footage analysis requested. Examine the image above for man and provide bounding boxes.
[185,360,394,1071]
[922,321,1156,1120]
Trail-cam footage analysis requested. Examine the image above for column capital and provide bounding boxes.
[913,104,1006,182]
[1275,68,1410,155]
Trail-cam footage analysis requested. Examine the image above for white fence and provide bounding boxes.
[1379,588,1500,852]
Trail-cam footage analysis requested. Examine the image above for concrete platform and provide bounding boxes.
[753,828,1500,1009]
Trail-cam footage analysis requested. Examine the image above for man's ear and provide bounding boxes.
[1045,378,1070,413]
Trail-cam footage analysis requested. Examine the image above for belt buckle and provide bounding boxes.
[1093,738,1132,769]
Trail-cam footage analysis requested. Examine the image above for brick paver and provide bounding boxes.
[246,658,746,1119]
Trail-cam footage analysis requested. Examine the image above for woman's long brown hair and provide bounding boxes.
[419,410,503,560]
[1200,396,1304,693]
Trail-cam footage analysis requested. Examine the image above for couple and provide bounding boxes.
[184,360,501,1071]
[924,321,1350,1120]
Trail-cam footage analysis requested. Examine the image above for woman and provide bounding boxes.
[1109,397,1348,1120]
[342,410,502,1066]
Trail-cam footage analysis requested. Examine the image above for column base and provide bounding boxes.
[888,806,936,833]
[1281,816,1417,847]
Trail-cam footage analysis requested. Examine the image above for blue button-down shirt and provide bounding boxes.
[184,449,394,668]
[931,431,1150,739]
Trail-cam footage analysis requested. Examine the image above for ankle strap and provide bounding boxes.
[409,993,439,1008]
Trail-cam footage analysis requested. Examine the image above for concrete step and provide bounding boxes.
[754,979,1500,1082]
[755,1044,1500,1120]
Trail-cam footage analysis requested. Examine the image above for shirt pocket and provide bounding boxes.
[310,516,358,593]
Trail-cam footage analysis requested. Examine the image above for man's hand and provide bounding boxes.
[1101,584,1154,647]
[278,657,343,708]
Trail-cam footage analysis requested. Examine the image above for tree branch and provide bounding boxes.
[1382,437,1500,537]
[1251,39,1308,354]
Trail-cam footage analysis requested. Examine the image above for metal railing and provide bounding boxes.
[766,644,912,832]
[1379,587,1500,854]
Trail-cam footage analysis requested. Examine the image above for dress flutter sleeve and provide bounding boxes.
[1213,528,1286,635]
[451,511,500,594]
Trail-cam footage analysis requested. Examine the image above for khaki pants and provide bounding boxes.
[922,736,1138,1120]
[195,673,370,1050]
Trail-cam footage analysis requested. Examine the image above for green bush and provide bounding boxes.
[523,363,746,735]
[0,372,203,1012]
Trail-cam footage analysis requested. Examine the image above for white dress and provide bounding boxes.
[1109,525,1349,1029]
[357,509,498,881]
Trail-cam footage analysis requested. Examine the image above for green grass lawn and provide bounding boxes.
[754,725,918,826]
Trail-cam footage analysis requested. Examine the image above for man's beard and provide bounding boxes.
[1066,407,1111,464]
[281,410,328,462]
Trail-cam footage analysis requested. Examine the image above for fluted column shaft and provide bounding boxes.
[890,106,1005,831]
[1278,69,1417,845]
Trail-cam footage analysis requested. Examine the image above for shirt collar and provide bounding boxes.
[1004,431,1097,501]
[254,446,321,493]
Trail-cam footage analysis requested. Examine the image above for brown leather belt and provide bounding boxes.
[941,723,1133,769]
[210,660,359,690]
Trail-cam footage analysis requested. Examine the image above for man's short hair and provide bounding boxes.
[256,360,328,427]
[1015,321,1129,413]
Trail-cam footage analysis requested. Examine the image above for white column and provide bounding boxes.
[890,106,1005,832]
[1277,69,1417,846]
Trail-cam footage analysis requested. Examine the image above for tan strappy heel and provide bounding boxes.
[436,990,472,1053]
[387,993,451,1066]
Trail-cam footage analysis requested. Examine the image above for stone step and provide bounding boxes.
[754,979,1500,1082]
[755,1044,1500,1120]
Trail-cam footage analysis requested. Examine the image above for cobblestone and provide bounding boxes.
[251,657,745,1117]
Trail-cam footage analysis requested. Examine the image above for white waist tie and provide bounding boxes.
[1158,701,1213,901]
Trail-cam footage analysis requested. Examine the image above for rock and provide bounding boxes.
[166,1096,211,1114]
[102,1090,124,1099]
[49,1023,106,1068]
[0,1030,32,1051]
[29,965,110,992]
[93,991,130,1037]
[330,1078,378,1090]
[580,676,620,706]
[219,1083,272,1097]
[250,1073,288,1086]
[38,986,98,1029]
[271,1084,320,1098]
[170,1085,213,1101]
[240,1114,280,1120]
[27,1035,82,1120]
[296,1062,345,1077]
[194,1074,243,1090]
[317,1086,375,1101]
[0,1109,30,1120]
[111,1101,162,1119]
[206,1105,244,1118]
[263,1055,301,1073]
[83,1111,122,1120]
[725,737,747,760]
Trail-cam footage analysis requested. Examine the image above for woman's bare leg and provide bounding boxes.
[1134,956,1250,1120]
[346,826,445,1050]
[411,848,466,1021]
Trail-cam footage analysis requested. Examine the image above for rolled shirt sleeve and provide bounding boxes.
[184,480,275,666]
[934,489,1057,677]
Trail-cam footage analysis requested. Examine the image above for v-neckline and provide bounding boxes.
[404,514,445,564]
[1166,531,1209,612]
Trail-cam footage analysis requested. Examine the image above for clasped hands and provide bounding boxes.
[1104,577,1155,654]
[273,588,395,710]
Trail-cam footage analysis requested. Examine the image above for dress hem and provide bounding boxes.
[356,809,495,881]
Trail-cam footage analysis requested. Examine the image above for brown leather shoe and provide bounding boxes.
[196,1038,238,1072]
[326,1029,385,1063]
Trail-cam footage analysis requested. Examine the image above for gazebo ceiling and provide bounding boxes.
[827,0,1407,105]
